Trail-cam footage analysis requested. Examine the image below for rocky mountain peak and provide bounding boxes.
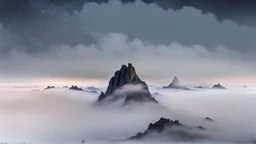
[97,63,157,104]
[170,76,180,86]
[163,77,190,90]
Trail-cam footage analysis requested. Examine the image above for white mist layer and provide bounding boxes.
[0,85,255,144]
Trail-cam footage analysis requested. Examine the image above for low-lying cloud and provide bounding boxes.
[0,32,254,83]
[0,86,256,143]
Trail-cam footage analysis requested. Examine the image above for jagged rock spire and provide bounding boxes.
[97,63,157,104]
[162,76,190,90]
[169,76,180,87]
[212,83,227,89]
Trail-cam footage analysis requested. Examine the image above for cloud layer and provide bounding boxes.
[0,86,256,143]
[0,1,256,82]
[0,33,255,82]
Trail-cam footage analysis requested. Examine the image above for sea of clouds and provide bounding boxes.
[0,84,255,144]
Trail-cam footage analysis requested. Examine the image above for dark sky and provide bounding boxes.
[0,0,256,82]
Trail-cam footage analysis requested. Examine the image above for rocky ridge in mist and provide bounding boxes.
[69,85,84,91]
[128,117,207,141]
[44,86,55,90]
[212,83,227,89]
[163,77,191,90]
[97,63,157,104]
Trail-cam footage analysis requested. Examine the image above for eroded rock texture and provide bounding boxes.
[97,63,157,104]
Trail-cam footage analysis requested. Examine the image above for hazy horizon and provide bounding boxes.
[1,1,256,144]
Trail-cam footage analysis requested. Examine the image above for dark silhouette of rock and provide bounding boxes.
[197,126,206,130]
[44,86,55,90]
[69,85,83,91]
[128,117,206,141]
[204,117,215,122]
[212,83,226,89]
[194,86,209,89]
[84,86,100,93]
[97,63,157,104]
[163,77,191,90]
[86,86,100,91]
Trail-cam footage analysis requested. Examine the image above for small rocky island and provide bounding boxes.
[194,86,209,89]
[212,83,227,89]
[163,77,190,90]
[97,63,157,105]
[69,85,84,91]
[128,117,207,141]
[44,86,55,90]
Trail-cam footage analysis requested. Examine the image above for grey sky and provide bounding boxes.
[0,1,256,83]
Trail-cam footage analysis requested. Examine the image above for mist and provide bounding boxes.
[0,84,255,144]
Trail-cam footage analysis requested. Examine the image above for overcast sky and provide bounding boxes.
[1,0,256,84]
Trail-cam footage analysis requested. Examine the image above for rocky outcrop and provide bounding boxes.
[69,85,83,91]
[212,83,226,89]
[204,117,215,122]
[194,86,209,89]
[44,86,55,90]
[87,86,100,91]
[97,63,157,104]
[163,77,190,90]
[128,117,207,141]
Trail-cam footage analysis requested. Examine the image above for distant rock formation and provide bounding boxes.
[63,86,69,88]
[128,117,207,141]
[194,86,209,89]
[212,83,226,89]
[84,86,100,93]
[163,77,190,90]
[204,117,215,122]
[97,63,157,104]
[86,86,100,91]
[242,85,248,88]
[69,85,83,91]
[44,86,55,90]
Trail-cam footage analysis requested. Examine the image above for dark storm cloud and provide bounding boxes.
[1,0,256,26]
[1,0,256,81]
[0,0,97,54]
[0,0,255,54]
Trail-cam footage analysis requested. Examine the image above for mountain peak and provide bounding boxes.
[97,63,157,104]
[212,83,226,89]
[170,76,180,87]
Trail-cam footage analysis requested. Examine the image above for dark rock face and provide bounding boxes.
[44,86,55,90]
[204,117,215,122]
[128,117,206,141]
[97,63,157,104]
[69,85,83,91]
[163,77,190,90]
[212,83,226,89]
